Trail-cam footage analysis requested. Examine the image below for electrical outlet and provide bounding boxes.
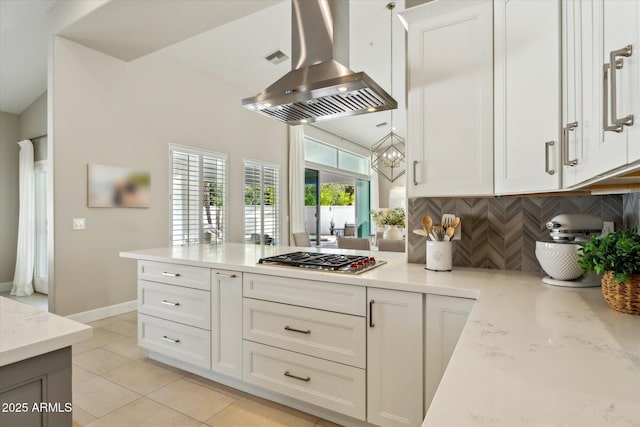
[602,221,614,235]
[73,218,86,230]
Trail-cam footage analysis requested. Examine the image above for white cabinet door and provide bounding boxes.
[424,294,475,413]
[494,0,562,193]
[600,0,639,162]
[211,269,242,379]
[367,288,423,427]
[402,0,493,197]
[563,0,639,187]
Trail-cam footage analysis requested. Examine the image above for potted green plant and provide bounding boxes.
[329,218,335,236]
[370,208,406,240]
[578,229,640,315]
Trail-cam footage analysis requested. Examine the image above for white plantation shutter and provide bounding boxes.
[243,160,280,245]
[171,145,227,245]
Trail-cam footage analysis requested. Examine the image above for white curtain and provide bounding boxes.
[12,140,35,297]
[288,125,305,241]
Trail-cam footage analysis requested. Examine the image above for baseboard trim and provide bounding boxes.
[66,300,137,323]
[0,282,12,292]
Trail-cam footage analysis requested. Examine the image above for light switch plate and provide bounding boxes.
[73,218,86,230]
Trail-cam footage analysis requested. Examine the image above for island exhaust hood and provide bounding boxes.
[242,0,397,125]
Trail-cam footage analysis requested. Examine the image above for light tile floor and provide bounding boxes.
[0,290,48,311]
[73,311,342,427]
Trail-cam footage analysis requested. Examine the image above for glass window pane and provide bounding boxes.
[305,139,337,167]
[338,150,369,175]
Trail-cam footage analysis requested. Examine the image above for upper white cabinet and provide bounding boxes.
[602,0,639,163]
[563,0,639,187]
[494,0,562,194]
[401,0,494,197]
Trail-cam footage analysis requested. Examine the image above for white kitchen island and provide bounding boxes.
[0,297,92,427]
[121,243,640,427]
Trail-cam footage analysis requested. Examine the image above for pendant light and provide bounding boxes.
[370,2,405,183]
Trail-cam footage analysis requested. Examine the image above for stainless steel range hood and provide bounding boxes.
[242,0,397,125]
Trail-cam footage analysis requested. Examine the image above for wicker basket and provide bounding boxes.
[601,271,640,315]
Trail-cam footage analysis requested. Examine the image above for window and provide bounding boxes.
[304,137,370,175]
[244,160,280,245]
[170,145,227,245]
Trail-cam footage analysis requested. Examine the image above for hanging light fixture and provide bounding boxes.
[370,2,405,183]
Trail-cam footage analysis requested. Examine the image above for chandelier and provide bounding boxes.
[370,2,405,183]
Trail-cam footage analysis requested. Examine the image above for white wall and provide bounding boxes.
[52,36,288,315]
[304,206,356,235]
[19,92,48,161]
[0,112,19,284]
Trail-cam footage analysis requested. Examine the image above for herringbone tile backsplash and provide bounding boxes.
[407,194,628,272]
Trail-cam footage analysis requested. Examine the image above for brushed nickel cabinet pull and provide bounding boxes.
[162,335,180,343]
[369,299,375,327]
[161,300,180,307]
[610,45,634,127]
[412,160,418,186]
[544,141,555,175]
[284,371,310,382]
[603,61,624,133]
[284,325,311,334]
[562,122,578,166]
[215,272,237,279]
[162,272,181,277]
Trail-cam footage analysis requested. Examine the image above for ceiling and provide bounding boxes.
[0,0,407,146]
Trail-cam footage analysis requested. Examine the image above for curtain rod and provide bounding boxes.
[30,134,47,140]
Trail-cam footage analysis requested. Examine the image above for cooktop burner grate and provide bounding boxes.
[258,252,385,274]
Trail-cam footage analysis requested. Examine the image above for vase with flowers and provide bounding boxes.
[370,208,406,240]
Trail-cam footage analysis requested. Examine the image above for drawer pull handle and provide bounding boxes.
[161,272,181,277]
[161,300,180,307]
[284,325,311,334]
[162,335,180,344]
[369,299,375,328]
[284,371,310,382]
[215,272,237,279]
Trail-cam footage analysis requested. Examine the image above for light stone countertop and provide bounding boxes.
[0,297,93,366]
[121,243,640,427]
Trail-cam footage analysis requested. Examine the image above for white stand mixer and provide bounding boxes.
[535,214,604,288]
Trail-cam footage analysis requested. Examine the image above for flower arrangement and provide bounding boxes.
[370,207,406,228]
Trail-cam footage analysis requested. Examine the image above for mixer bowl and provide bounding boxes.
[535,241,584,281]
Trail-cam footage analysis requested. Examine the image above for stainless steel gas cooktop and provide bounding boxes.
[258,252,386,274]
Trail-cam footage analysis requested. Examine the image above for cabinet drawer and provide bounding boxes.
[243,273,366,316]
[243,299,366,368]
[139,260,210,290]
[139,314,210,369]
[138,281,210,329]
[243,341,365,420]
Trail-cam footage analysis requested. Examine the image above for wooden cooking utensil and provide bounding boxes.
[422,215,433,233]
[450,217,461,229]
[442,214,455,229]
[444,227,455,241]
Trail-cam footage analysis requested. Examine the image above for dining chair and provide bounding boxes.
[377,238,405,252]
[337,237,370,250]
[292,232,312,247]
[344,224,357,237]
